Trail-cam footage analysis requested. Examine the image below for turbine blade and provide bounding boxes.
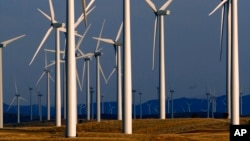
[81,61,86,88]
[19,96,27,102]
[86,0,95,11]
[48,72,54,82]
[1,34,25,47]
[152,16,158,70]
[219,5,226,61]
[46,61,56,68]
[115,22,123,42]
[36,71,46,86]
[92,37,115,45]
[81,0,87,27]
[37,8,52,21]
[95,19,106,52]
[159,0,173,10]
[14,77,18,94]
[106,67,116,83]
[75,6,95,29]
[76,66,82,92]
[44,48,65,54]
[7,97,16,111]
[49,0,55,23]
[76,24,92,50]
[99,63,108,84]
[29,27,53,65]
[209,0,227,16]
[45,51,48,67]
[145,0,157,12]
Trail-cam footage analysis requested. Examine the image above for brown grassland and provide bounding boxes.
[0,117,249,141]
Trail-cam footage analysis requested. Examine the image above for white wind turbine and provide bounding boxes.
[37,91,43,122]
[205,90,210,118]
[0,34,25,128]
[209,0,231,120]
[93,22,123,121]
[186,102,191,113]
[170,88,174,118]
[91,19,107,122]
[29,0,64,125]
[138,92,143,119]
[147,102,152,115]
[79,104,86,115]
[7,77,26,124]
[73,26,95,121]
[29,87,33,121]
[145,0,173,119]
[108,103,115,115]
[36,52,54,121]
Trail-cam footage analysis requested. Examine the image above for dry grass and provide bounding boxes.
[0,117,245,141]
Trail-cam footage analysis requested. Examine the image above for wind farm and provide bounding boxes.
[0,0,250,140]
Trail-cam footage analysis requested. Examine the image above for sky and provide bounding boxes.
[0,0,250,107]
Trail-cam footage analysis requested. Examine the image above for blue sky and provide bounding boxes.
[1,0,250,107]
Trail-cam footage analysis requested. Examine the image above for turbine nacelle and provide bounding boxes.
[51,22,65,28]
[15,94,21,97]
[94,51,103,57]
[114,41,123,47]
[155,10,171,16]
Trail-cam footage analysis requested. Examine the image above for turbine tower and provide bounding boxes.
[0,34,25,128]
[66,0,76,137]
[123,0,132,134]
[209,0,231,120]
[145,0,173,119]
[93,22,123,121]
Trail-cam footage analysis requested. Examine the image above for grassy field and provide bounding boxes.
[0,117,249,141]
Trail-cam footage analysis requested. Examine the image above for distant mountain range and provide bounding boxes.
[3,95,250,123]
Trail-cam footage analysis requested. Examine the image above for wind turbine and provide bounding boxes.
[36,52,54,121]
[147,102,152,115]
[91,20,107,122]
[208,89,217,118]
[138,92,143,119]
[29,87,33,121]
[37,91,43,122]
[108,103,115,115]
[29,0,64,125]
[76,35,95,121]
[0,34,25,128]
[79,104,86,115]
[145,0,173,119]
[186,102,191,113]
[101,95,104,114]
[170,88,174,119]
[205,91,210,118]
[209,0,231,120]
[132,89,136,119]
[93,22,123,121]
[90,87,95,119]
[7,77,26,123]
